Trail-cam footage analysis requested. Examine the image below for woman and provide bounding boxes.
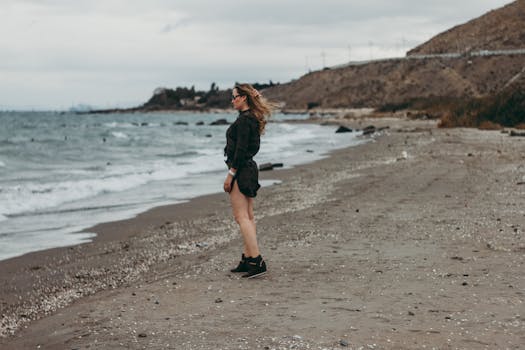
[223,83,273,278]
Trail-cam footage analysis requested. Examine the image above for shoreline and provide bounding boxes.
[0,116,359,263]
[1,116,524,349]
[0,111,344,263]
[0,118,372,336]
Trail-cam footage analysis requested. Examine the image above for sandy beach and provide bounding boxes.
[1,116,524,349]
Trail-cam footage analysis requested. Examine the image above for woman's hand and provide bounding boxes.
[224,174,233,193]
[224,168,236,193]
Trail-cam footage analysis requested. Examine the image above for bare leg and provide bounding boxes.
[229,181,259,257]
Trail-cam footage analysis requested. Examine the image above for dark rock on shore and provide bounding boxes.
[361,125,390,136]
[509,130,525,137]
[335,126,353,133]
[210,119,230,126]
[362,125,376,135]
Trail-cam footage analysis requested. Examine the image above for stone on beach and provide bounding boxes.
[509,130,525,137]
[362,125,376,135]
[335,126,353,133]
[209,119,230,125]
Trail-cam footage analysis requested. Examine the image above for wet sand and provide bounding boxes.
[1,117,524,349]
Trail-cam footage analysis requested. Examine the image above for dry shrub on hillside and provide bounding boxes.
[437,85,525,128]
[438,110,479,128]
[437,111,457,128]
[478,120,503,130]
[515,123,525,130]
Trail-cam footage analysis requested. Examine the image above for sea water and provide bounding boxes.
[0,111,364,261]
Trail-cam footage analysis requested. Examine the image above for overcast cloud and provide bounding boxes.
[0,0,513,110]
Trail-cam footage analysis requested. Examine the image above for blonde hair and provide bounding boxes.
[234,83,274,134]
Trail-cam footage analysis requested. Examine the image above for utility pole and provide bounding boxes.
[305,56,310,73]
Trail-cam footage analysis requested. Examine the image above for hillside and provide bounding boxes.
[92,0,524,127]
[408,0,525,55]
[439,66,525,127]
[262,55,524,110]
[263,0,525,118]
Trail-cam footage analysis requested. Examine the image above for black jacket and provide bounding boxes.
[224,110,260,169]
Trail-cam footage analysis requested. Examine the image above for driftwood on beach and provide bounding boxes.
[259,162,284,171]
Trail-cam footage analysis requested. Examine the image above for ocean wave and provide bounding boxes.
[103,121,160,128]
[0,140,17,146]
[156,151,199,158]
[0,122,356,219]
[0,175,147,217]
[104,122,136,128]
[111,131,129,139]
[0,154,224,217]
[7,202,133,218]
[261,123,317,153]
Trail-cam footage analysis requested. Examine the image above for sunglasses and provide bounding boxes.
[231,94,243,100]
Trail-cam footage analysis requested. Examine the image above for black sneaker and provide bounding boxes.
[230,254,248,273]
[242,256,267,279]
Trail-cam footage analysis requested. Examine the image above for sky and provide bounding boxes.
[0,0,513,110]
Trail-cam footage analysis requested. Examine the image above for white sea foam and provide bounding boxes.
[259,123,352,165]
[111,131,129,139]
[104,122,136,128]
[0,225,96,261]
[0,154,225,217]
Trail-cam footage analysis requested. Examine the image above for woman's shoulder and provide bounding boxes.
[235,110,255,125]
[241,110,259,122]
